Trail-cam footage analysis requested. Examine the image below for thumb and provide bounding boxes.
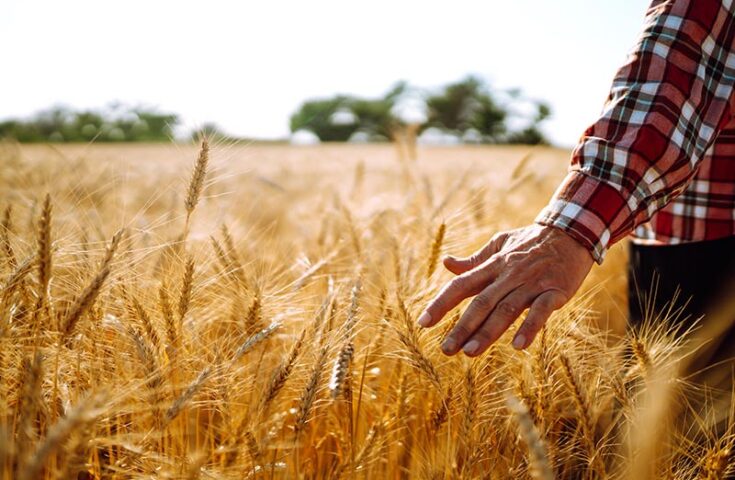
[443,232,508,275]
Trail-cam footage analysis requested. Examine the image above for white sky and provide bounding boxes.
[0,1,649,146]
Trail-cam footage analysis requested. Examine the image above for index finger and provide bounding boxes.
[418,259,500,328]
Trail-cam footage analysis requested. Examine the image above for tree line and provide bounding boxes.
[0,76,552,144]
[0,104,179,143]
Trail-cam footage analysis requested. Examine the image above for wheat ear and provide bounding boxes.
[396,307,442,393]
[19,394,103,480]
[165,366,215,423]
[16,353,43,472]
[131,295,163,355]
[295,345,329,434]
[36,194,52,297]
[184,138,209,229]
[261,327,306,409]
[558,353,606,476]
[1,204,15,268]
[158,282,176,349]
[1,255,34,304]
[426,222,446,278]
[506,394,554,480]
[177,256,195,326]
[60,229,123,344]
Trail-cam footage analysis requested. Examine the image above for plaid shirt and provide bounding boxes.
[536,0,735,264]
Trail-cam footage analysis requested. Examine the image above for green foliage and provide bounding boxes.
[190,123,232,142]
[289,96,355,142]
[290,76,552,145]
[425,76,506,140]
[289,93,397,142]
[0,105,178,142]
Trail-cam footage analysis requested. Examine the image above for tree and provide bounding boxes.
[0,104,179,142]
[289,77,551,145]
[425,76,508,141]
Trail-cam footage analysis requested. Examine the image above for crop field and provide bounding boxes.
[0,140,731,479]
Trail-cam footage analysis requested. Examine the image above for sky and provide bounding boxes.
[0,1,649,146]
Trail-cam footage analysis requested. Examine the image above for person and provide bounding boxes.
[418,0,735,361]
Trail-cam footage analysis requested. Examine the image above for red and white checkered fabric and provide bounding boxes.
[536,0,735,263]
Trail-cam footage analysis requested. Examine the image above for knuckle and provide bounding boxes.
[536,277,556,292]
[496,301,520,318]
[538,291,566,311]
[536,296,555,311]
[468,253,481,266]
[471,294,493,311]
[505,251,525,266]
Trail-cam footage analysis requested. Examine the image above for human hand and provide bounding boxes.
[417,224,594,356]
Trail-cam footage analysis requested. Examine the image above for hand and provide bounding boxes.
[417,224,594,356]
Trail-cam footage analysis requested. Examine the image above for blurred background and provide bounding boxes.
[0,0,647,146]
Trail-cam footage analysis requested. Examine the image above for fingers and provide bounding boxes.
[443,232,508,275]
[460,288,537,357]
[511,290,566,350]
[417,259,501,329]
[441,277,522,355]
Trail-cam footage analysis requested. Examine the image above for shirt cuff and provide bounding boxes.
[534,171,634,264]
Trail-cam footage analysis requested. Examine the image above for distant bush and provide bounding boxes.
[0,104,179,142]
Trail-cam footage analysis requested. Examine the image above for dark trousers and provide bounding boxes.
[628,235,735,386]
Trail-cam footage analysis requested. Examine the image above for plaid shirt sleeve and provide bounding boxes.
[536,0,735,263]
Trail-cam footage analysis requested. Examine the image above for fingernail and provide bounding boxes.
[512,334,526,350]
[463,340,480,355]
[441,338,457,354]
[417,312,432,328]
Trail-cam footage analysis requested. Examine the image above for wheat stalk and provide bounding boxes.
[16,353,43,472]
[177,256,195,325]
[261,327,306,409]
[426,222,445,278]
[60,229,123,344]
[558,352,607,476]
[428,386,452,434]
[19,394,104,480]
[158,282,177,349]
[507,393,554,480]
[165,366,215,423]
[295,345,329,435]
[396,309,442,393]
[329,341,354,400]
[1,255,34,304]
[1,204,15,268]
[184,138,209,228]
[234,321,281,362]
[36,194,52,297]
[131,296,163,355]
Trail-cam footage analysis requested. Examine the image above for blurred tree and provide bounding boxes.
[190,122,231,142]
[0,105,179,142]
[290,77,551,144]
[425,76,512,141]
[290,96,357,142]
[506,101,552,145]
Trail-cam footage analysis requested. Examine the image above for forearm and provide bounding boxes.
[538,0,735,263]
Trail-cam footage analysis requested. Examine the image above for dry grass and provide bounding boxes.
[0,139,729,479]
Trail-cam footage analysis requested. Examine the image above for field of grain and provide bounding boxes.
[0,140,731,479]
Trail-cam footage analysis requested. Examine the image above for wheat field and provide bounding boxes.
[0,139,731,479]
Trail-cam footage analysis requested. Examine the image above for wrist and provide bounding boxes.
[537,223,597,265]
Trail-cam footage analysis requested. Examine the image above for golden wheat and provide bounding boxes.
[0,141,728,479]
